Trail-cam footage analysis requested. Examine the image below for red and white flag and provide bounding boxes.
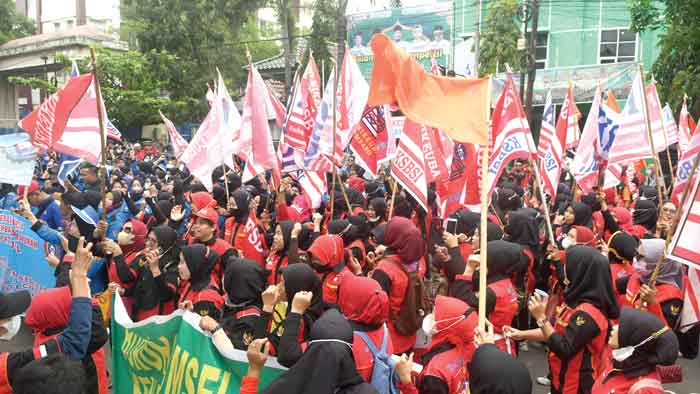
[215,69,242,169]
[572,86,602,193]
[264,80,286,129]
[421,125,450,183]
[285,56,322,151]
[392,119,429,211]
[180,89,227,191]
[436,142,480,217]
[350,105,391,177]
[486,74,535,199]
[537,91,556,160]
[159,111,188,159]
[680,266,700,332]
[672,123,700,204]
[240,63,277,171]
[646,81,671,152]
[539,88,571,198]
[304,51,369,169]
[297,170,327,209]
[662,104,679,146]
[608,71,652,165]
[679,100,694,156]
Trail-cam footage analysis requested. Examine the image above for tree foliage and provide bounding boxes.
[308,0,340,78]
[630,0,700,114]
[478,0,521,76]
[0,0,35,45]
[120,0,275,122]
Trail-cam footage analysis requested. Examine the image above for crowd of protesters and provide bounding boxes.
[0,139,696,394]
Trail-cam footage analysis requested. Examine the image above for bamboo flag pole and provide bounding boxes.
[388,177,398,220]
[478,76,492,330]
[638,64,666,200]
[336,170,352,211]
[90,47,108,223]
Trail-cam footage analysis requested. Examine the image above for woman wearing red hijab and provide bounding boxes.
[370,216,426,355]
[307,234,357,305]
[338,274,394,382]
[104,218,147,316]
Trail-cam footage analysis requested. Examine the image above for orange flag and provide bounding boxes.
[367,34,490,145]
[606,90,621,113]
[690,113,697,135]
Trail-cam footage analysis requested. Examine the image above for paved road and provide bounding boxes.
[2,321,699,393]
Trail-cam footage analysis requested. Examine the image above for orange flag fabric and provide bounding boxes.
[606,90,621,113]
[367,34,490,145]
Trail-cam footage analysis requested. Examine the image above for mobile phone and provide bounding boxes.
[444,218,458,234]
[534,288,549,303]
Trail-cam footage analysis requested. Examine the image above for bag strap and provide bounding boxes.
[379,323,388,354]
[356,329,380,356]
[628,378,663,394]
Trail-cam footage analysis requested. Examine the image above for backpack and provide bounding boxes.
[387,257,428,336]
[355,324,399,394]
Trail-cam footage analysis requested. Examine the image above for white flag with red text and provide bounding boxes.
[607,71,652,165]
[540,88,570,198]
[392,119,429,211]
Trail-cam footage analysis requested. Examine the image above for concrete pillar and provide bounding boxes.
[0,76,18,131]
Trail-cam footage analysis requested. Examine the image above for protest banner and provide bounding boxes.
[111,294,286,394]
[0,210,53,296]
[0,134,36,186]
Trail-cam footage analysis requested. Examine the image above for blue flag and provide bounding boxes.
[57,154,83,187]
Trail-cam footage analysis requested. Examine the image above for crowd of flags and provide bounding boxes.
[14,35,700,331]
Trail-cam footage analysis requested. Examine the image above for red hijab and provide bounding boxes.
[122,218,147,256]
[384,216,425,263]
[308,234,345,269]
[338,274,389,326]
[573,225,595,246]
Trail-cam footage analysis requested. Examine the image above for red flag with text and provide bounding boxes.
[350,105,390,177]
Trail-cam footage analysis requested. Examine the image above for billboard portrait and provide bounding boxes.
[348,2,453,79]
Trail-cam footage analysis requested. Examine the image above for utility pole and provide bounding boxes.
[524,0,540,126]
[337,0,349,65]
[275,0,295,98]
[473,0,482,75]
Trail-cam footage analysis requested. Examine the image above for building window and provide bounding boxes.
[534,31,548,69]
[54,22,61,31]
[600,29,636,64]
[67,19,74,28]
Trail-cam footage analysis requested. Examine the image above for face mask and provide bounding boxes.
[117,231,134,245]
[307,339,352,349]
[561,237,574,250]
[632,258,650,276]
[612,327,668,362]
[0,316,22,341]
[422,312,465,336]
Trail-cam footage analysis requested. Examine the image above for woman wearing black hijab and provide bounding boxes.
[177,244,224,319]
[265,221,296,286]
[631,199,658,239]
[221,259,272,350]
[127,225,180,321]
[268,263,326,367]
[367,197,387,228]
[593,308,678,394]
[262,309,372,394]
[506,246,620,394]
[469,342,532,394]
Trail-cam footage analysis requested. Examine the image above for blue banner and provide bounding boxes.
[0,133,36,186]
[0,210,54,295]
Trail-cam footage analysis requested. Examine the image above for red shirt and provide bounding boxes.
[592,369,664,394]
[353,325,394,382]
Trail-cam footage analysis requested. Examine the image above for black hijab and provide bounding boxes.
[181,244,218,291]
[571,202,593,228]
[613,308,679,379]
[486,221,504,242]
[608,231,638,263]
[224,258,266,308]
[452,210,481,237]
[132,225,180,313]
[486,240,527,282]
[564,246,620,319]
[275,221,295,257]
[263,309,365,394]
[281,264,325,333]
[150,225,179,267]
[370,224,387,245]
[368,197,387,223]
[633,199,658,232]
[506,208,539,250]
[469,344,532,394]
[230,189,250,224]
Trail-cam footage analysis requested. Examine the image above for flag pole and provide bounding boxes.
[90,47,108,223]
[651,75,676,188]
[638,64,666,201]
[336,170,352,212]
[478,76,492,330]
[388,176,398,220]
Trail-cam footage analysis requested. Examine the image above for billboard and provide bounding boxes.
[347,2,454,80]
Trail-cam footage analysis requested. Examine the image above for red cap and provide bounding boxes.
[192,207,218,225]
[17,181,39,197]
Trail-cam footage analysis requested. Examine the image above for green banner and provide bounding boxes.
[111,295,286,394]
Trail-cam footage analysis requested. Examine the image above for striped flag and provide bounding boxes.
[537,90,556,160]
[679,100,694,156]
[607,71,652,165]
[663,104,679,146]
[159,111,188,159]
[436,142,480,217]
[70,59,121,142]
[672,123,700,204]
[296,170,326,209]
[392,119,429,212]
[646,81,670,152]
[285,56,322,151]
[680,266,700,332]
[539,88,570,198]
[486,74,535,199]
[573,86,602,193]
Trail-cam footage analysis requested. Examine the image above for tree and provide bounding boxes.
[631,0,700,114]
[0,0,35,45]
[478,0,521,76]
[272,0,296,96]
[307,0,349,82]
